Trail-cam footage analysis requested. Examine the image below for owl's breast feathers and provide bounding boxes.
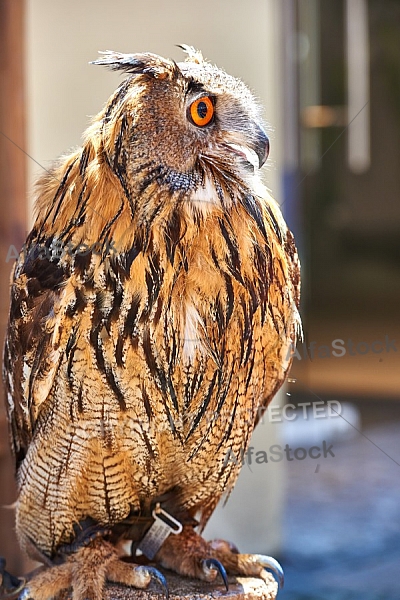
[4,151,299,524]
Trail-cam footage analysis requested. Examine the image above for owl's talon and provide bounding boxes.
[0,583,27,600]
[0,581,26,600]
[253,555,284,589]
[136,566,169,598]
[17,588,31,600]
[0,557,26,599]
[202,558,229,590]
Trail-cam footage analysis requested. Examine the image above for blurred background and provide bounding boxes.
[0,1,399,599]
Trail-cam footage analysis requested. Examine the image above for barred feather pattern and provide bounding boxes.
[3,50,301,559]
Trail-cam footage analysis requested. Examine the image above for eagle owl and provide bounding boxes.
[2,47,300,599]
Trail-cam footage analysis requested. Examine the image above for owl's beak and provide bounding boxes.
[225,122,270,171]
[253,123,270,168]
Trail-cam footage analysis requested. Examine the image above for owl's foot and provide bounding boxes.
[149,526,227,588]
[208,538,284,588]
[154,526,284,589]
[0,557,25,599]
[19,538,167,600]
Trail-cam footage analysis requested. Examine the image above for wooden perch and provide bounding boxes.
[60,571,278,600]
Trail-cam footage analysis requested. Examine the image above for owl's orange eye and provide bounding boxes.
[189,96,214,127]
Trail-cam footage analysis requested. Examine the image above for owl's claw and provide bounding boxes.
[202,558,229,590]
[136,566,169,599]
[253,555,284,589]
[0,582,26,600]
[17,589,30,600]
[0,557,26,600]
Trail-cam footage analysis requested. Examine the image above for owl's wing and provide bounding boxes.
[3,242,69,468]
[253,204,302,424]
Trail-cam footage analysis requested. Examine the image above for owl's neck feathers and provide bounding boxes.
[34,148,282,248]
[31,99,288,286]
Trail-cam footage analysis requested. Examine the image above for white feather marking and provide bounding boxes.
[190,177,219,215]
[22,361,31,407]
[183,305,204,362]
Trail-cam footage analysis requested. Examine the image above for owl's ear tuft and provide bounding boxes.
[177,44,204,64]
[91,51,179,80]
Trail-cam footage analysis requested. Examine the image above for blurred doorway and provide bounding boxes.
[290,0,400,399]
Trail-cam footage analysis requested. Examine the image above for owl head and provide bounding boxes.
[91,46,269,216]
